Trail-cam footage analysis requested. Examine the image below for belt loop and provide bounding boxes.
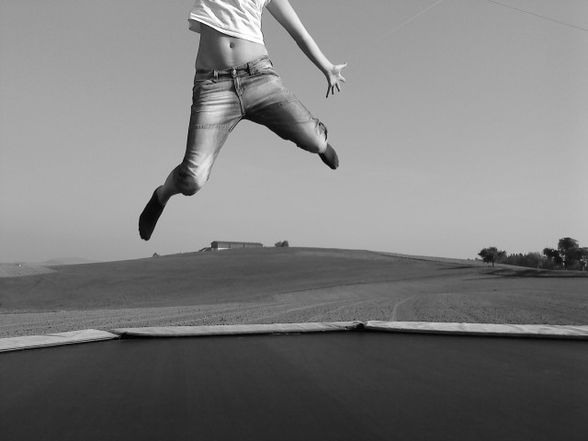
[213,70,218,80]
[247,62,252,75]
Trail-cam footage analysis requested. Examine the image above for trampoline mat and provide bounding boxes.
[2,332,587,441]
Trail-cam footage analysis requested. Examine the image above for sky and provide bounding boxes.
[1,0,587,263]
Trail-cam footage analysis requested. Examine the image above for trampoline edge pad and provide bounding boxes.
[366,321,588,339]
[111,321,363,337]
[0,329,119,353]
[4,321,588,353]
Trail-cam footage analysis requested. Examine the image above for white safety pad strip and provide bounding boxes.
[0,329,119,352]
[112,321,362,337]
[366,321,588,339]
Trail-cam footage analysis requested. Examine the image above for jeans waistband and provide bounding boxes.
[195,55,272,80]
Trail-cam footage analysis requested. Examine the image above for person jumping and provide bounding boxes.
[139,0,347,240]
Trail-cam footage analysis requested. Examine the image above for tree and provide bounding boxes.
[274,240,290,247]
[580,248,588,271]
[478,247,506,267]
[504,252,543,268]
[558,237,580,269]
[542,247,563,268]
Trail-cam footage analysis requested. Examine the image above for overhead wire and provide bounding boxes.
[377,0,588,39]
[363,0,586,74]
[386,0,446,35]
[483,0,588,34]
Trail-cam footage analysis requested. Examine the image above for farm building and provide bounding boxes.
[210,241,263,251]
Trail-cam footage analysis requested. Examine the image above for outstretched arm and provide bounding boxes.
[266,0,347,98]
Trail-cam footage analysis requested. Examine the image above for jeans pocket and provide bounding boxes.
[194,78,216,86]
[254,66,278,78]
[193,78,216,95]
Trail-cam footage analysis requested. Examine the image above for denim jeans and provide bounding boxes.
[173,55,328,195]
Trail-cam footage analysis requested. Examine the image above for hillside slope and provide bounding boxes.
[1,248,464,311]
[1,248,586,337]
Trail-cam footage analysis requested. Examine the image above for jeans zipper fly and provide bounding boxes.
[231,69,245,115]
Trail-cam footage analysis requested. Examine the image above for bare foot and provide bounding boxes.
[319,143,339,170]
[139,187,165,241]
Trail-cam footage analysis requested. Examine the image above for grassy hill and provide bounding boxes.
[1,247,473,311]
[1,247,586,336]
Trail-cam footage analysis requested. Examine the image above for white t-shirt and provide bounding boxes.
[188,0,272,45]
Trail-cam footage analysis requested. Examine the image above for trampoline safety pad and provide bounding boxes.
[2,321,588,352]
[0,329,118,352]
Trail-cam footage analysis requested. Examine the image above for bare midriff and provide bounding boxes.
[195,23,269,70]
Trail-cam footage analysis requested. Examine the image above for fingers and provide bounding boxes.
[326,80,344,98]
[326,62,348,98]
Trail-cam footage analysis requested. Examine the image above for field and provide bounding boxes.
[1,247,587,337]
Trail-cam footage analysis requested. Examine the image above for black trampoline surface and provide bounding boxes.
[2,332,587,441]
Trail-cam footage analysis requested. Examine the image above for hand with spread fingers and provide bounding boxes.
[325,62,347,98]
